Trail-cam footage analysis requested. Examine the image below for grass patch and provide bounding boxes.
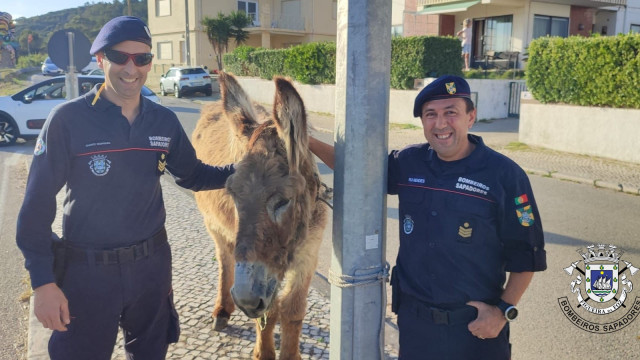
[0,69,35,96]
[390,123,420,130]
[504,142,530,151]
[19,276,32,303]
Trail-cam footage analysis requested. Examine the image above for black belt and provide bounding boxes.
[64,228,168,265]
[403,294,478,325]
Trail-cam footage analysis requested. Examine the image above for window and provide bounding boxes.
[156,0,171,17]
[631,24,640,33]
[238,1,259,25]
[392,25,403,37]
[333,0,337,20]
[533,15,569,39]
[158,42,173,60]
[483,15,513,52]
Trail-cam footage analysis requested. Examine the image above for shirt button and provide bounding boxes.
[533,246,538,251]
[431,211,438,216]
[429,242,435,248]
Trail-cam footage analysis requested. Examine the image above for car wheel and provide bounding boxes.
[174,85,182,98]
[0,117,18,146]
[160,84,166,96]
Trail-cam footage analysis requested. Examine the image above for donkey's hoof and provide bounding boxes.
[213,316,229,331]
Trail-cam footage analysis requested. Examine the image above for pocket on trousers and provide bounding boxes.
[167,290,180,344]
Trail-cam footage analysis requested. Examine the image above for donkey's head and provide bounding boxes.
[219,73,320,319]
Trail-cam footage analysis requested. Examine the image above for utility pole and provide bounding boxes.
[184,0,191,66]
[330,0,392,359]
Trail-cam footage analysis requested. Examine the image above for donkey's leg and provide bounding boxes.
[253,303,279,360]
[277,271,314,360]
[209,229,236,331]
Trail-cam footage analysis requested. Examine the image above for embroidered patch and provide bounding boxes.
[458,222,472,238]
[88,154,111,176]
[514,194,529,205]
[516,205,535,227]
[157,152,167,175]
[403,215,414,235]
[34,138,46,156]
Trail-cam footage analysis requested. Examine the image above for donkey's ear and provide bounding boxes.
[272,77,307,172]
[219,72,258,137]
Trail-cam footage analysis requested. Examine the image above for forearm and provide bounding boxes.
[308,136,335,170]
[501,271,534,305]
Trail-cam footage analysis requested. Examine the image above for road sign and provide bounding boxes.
[47,29,91,71]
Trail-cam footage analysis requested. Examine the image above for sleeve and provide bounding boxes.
[16,109,70,289]
[165,118,235,191]
[387,150,400,195]
[498,167,547,273]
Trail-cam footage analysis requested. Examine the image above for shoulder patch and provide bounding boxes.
[34,139,46,156]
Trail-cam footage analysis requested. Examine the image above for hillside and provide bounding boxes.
[9,0,147,57]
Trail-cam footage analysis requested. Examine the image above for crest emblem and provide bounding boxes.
[403,215,414,235]
[585,264,618,303]
[516,205,534,227]
[88,154,111,176]
[445,82,457,95]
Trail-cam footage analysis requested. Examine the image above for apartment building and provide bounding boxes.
[148,0,338,71]
[396,0,640,69]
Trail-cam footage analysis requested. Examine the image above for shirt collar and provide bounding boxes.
[84,83,150,115]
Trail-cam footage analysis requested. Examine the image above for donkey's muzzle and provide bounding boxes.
[231,262,278,318]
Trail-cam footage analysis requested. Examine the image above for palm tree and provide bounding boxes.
[202,11,251,71]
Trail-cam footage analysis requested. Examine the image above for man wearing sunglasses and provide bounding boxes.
[17,16,233,360]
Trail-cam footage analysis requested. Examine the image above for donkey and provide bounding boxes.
[192,72,328,360]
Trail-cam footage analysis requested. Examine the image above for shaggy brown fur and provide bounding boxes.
[192,73,328,360]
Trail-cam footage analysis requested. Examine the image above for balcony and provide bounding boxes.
[418,0,625,6]
[270,15,305,31]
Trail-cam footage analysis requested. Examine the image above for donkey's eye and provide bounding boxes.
[267,196,291,223]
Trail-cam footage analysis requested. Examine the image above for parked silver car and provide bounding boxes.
[160,66,212,98]
[41,57,64,76]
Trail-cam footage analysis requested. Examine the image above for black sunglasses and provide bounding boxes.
[103,49,154,66]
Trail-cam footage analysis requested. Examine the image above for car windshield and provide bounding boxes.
[181,68,206,75]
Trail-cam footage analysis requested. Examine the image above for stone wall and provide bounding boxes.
[519,94,640,164]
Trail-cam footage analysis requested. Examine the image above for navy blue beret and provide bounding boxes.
[413,75,471,117]
[90,16,152,55]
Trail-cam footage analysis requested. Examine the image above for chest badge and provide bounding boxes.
[157,152,167,175]
[458,222,472,238]
[403,215,414,235]
[88,154,111,176]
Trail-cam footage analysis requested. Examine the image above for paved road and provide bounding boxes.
[0,147,32,360]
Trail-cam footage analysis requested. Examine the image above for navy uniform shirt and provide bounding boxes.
[388,135,546,306]
[17,84,234,289]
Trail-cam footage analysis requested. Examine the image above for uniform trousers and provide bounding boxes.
[48,238,179,360]
[397,299,511,360]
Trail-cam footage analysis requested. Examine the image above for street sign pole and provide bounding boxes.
[65,32,79,100]
[330,0,392,359]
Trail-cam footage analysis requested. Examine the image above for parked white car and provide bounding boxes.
[160,66,212,98]
[0,75,160,146]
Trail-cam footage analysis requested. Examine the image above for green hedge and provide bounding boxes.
[222,36,461,89]
[391,36,462,89]
[527,34,640,108]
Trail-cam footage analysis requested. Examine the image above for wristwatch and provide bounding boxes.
[497,300,518,321]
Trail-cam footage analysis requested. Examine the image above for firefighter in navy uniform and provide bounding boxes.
[309,75,546,359]
[16,17,234,360]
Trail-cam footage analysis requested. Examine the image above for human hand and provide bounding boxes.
[466,301,507,339]
[33,283,70,331]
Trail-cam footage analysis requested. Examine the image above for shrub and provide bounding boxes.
[527,34,640,108]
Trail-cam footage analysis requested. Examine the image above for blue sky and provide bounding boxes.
[3,0,96,20]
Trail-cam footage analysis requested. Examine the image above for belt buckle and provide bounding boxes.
[431,308,449,325]
[116,246,136,263]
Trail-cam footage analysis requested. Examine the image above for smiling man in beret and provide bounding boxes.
[17,16,234,359]
[309,74,546,359]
